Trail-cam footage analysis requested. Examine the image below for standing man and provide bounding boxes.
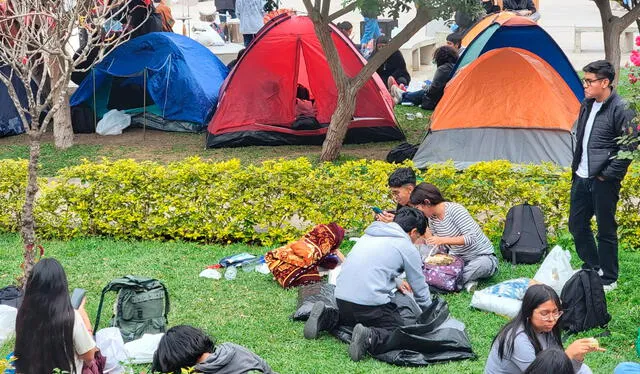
[235,0,264,46]
[569,60,636,292]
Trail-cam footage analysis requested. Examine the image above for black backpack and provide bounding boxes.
[386,142,418,164]
[560,270,611,333]
[0,285,23,309]
[500,203,547,264]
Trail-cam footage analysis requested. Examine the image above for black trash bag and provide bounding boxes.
[0,285,23,309]
[293,283,476,366]
[386,142,418,164]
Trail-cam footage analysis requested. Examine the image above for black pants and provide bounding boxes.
[568,176,621,285]
[336,299,404,355]
[243,33,255,47]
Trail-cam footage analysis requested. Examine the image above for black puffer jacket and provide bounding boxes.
[503,0,536,11]
[421,62,455,110]
[572,91,635,180]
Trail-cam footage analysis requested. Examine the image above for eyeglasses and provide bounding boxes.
[582,78,605,87]
[536,310,564,322]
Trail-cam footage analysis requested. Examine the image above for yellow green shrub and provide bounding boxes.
[0,158,638,249]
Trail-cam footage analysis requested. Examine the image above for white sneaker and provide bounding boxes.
[603,282,617,292]
[390,85,404,105]
[464,281,478,293]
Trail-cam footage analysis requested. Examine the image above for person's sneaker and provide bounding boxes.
[387,76,398,90]
[399,83,407,91]
[464,281,478,293]
[349,323,372,362]
[303,301,326,339]
[390,85,404,105]
[603,282,617,292]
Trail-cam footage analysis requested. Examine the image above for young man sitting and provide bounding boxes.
[376,167,417,223]
[303,207,431,362]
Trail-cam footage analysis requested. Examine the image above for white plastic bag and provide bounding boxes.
[96,110,131,135]
[471,291,522,319]
[124,333,164,364]
[0,305,17,347]
[96,327,128,374]
[533,245,574,295]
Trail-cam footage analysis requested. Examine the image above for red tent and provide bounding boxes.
[206,14,404,148]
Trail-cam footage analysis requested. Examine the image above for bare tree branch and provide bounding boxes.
[328,2,357,21]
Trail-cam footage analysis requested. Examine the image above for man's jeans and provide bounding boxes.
[568,176,621,285]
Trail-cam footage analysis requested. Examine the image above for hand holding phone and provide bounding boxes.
[372,206,384,214]
[70,288,86,310]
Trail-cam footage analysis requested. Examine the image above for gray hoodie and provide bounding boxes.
[335,222,432,309]
[194,343,276,374]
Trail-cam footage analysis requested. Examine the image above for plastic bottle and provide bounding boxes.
[224,265,237,280]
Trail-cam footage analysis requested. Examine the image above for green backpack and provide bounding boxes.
[94,276,170,342]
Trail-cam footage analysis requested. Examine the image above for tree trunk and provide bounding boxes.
[19,131,42,287]
[320,87,357,161]
[604,21,623,87]
[53,92,74,149]
[51,56,74,149]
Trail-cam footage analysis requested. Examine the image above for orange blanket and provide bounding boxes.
[265,223,344,288]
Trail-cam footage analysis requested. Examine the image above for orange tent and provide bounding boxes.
[461,11,516,47]
[413,48,580,168]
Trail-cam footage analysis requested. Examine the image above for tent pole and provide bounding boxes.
[143,68,147,141]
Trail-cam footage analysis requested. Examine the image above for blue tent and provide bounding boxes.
[454,17,584,101]
[0,66,30,137]
[71,33,228,131]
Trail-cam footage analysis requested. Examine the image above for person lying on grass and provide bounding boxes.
[410,182,498,292]
[152,325,276,373]
[303,207,431,362]
[14,258,98,374]
[485,284,602,374]
[375,167,416,223]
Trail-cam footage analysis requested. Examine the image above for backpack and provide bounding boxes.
[386,142,418,164]
[0,285,23,309]
[500,203,547,264]
[94,276,169,342]
[560,270,611,333]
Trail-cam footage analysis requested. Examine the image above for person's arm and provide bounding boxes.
[527,0,536,12]
[421,64,451,110]
[600,104,636,180]
[73,310,98,364]
[400,244,431,309]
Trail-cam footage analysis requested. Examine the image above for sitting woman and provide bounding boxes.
[410,182,498,292]
[292,84,320,130]
[389,45,458,110]
[152,325,275,373]
[14,258,98,374]
[374,35,411,88]
[485,284,602,374]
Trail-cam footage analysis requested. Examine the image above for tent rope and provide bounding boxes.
[143,68,147,141]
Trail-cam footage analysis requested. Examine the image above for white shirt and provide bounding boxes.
[576,101,603,178]
[73,310,96,373]
[235,0,265,34]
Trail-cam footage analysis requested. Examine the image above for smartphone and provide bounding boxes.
[70,288,86,310]
[371,206,384,214]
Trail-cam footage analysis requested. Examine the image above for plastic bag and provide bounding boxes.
[96,327,127,374]
[533,245,574,295]
[96,110,131,136]
[124,333,164,364]
[470,278,531,319]
[0,305,17,347]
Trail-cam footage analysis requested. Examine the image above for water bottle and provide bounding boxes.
[224,265,237,280]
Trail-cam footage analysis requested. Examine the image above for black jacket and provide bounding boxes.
[572,91,635,180]
[503,0,536,12]
[421,62,455,111]
[376,51,411,85]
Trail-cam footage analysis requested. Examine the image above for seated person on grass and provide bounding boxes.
[410,182,498,292]
[226,48,246,70]
[292,84,320,130]
[152,325,275,373]
[446,31,464,54]
[485,284,601,374]
[374,35,411,89]
[376,167,417,223]
[389,45,458,110]
[303,207,432,362]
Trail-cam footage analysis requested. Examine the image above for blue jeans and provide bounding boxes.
[401,90,424,105]
[614,363,640,374]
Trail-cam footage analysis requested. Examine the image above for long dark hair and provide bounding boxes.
[14,258,76,374]
[492,284,563,360]
[524,348,574,374]
[409,182,446,206]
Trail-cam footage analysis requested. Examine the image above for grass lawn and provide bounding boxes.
[1,233,638,373]
[0,107,431,176]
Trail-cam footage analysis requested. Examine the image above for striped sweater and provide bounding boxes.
[429,202,495,262]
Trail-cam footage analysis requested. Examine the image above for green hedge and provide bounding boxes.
[0,158,638,249]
